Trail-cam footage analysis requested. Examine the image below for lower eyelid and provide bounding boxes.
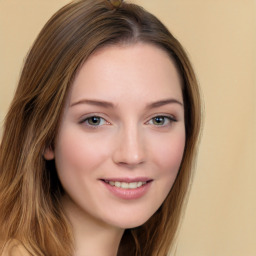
[148,115,177,124]
[79,115,177,126]
[79,116,108,125]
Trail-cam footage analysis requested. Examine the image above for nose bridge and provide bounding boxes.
[113,120,145,166]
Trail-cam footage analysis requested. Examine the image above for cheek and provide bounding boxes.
[159,137,185,170]
[151,131,186,185]
[54,128,110,177]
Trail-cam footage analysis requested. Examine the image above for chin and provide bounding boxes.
[107,210,156,230]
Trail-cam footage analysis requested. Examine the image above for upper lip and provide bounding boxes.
[100,177,153,183]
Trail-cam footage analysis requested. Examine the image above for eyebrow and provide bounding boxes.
[70,99,114,108]
[70,98,183,108]
[146,98,183,109]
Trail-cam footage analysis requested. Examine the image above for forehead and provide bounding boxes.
[68,43,183,105]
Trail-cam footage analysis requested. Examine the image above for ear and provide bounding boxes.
[43,146,55,160]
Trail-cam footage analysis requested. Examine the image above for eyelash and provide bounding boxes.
[79,115,110,128]
[79,114,177,128]
[146,115,177,126]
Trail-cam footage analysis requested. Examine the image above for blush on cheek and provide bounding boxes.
[156,139,185,171]
[55,131,111,175]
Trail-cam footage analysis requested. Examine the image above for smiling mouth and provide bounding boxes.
[101,179,152,189]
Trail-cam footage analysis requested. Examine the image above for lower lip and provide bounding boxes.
[101,181,152,200]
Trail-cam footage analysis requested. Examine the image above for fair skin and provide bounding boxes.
[45,43,185,256]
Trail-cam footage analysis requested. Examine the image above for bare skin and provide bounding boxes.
[45,43,185,255]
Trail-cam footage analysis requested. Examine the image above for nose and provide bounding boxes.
[112,124,146,168]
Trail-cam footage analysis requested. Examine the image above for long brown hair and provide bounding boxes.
[0,0,201,255]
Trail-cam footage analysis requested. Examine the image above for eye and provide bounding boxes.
[80,116,109,127]
[148,115,177,126]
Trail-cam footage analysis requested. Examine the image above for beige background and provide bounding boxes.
[0,0,255,255]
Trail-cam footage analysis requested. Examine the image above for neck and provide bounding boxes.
[62,194,124,256]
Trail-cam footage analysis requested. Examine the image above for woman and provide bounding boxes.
[0,0,201,255]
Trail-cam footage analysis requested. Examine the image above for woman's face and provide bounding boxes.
[45,43,185,229]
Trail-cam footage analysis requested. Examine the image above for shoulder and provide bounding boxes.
[0,239,31,256]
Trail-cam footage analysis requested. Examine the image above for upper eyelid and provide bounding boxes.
[78,113,178,124]
[79,113,109,122]
[146,113,178,122]
[79,116,110,129]
[148,116,176,123]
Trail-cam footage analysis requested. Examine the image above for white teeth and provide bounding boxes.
[106,181,146,189]
[115,181,121,187]
[128,182,137,189]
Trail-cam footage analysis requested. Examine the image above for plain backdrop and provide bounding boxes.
[0,1,255,255]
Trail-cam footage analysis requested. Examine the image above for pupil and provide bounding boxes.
[154,117,164,125]
[89,117,100,125]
